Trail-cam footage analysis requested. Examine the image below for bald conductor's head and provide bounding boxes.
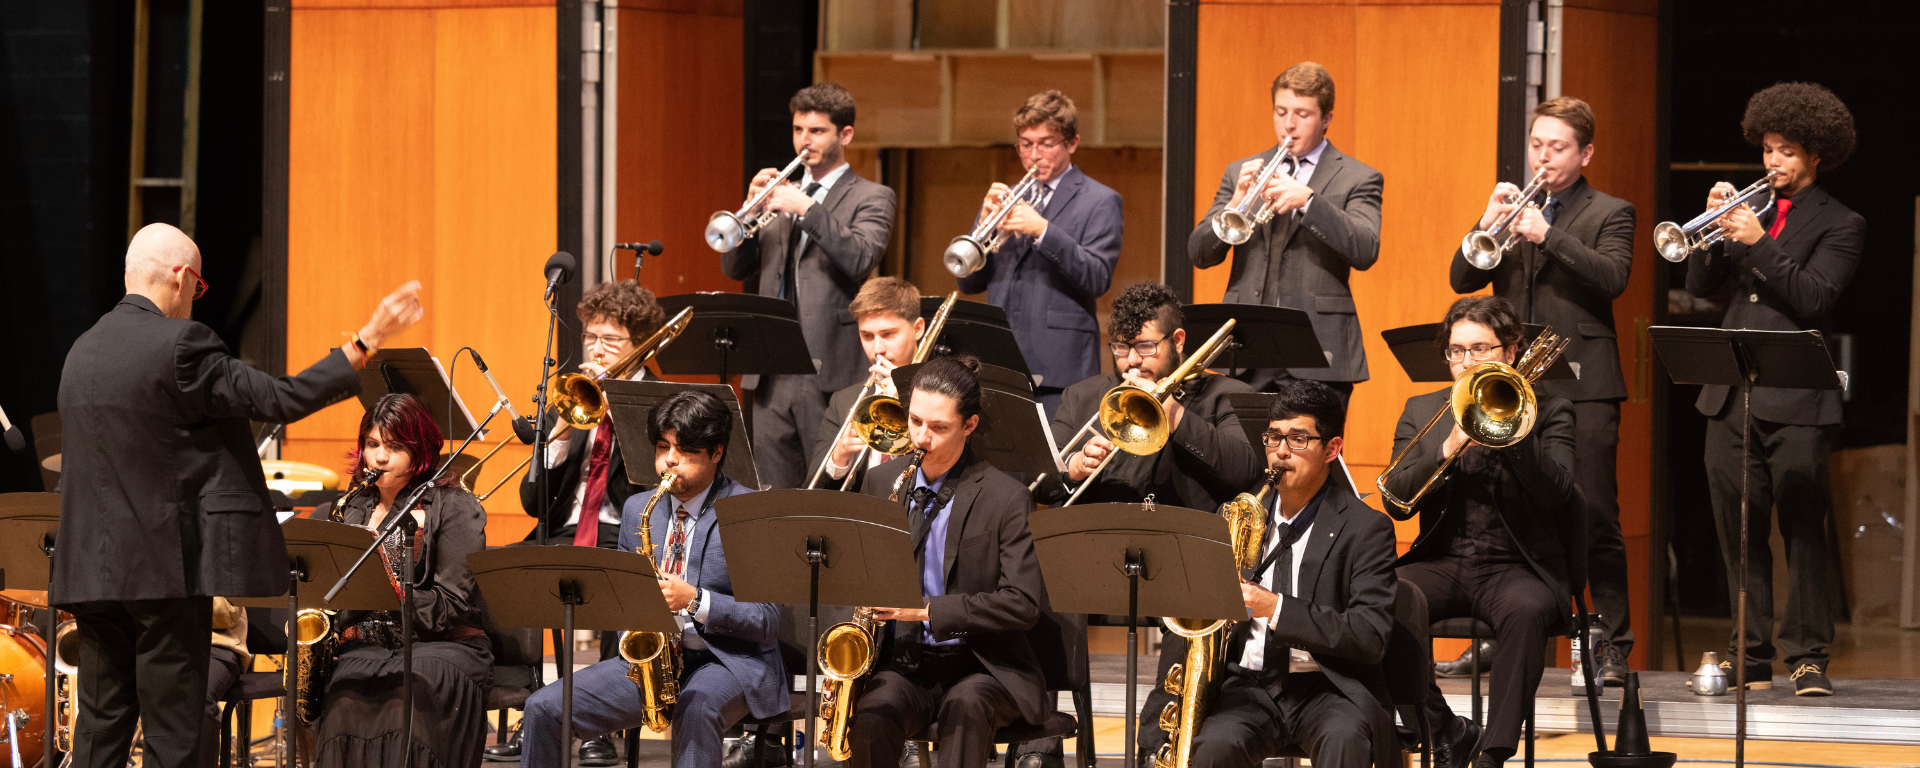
[124,223,203,319]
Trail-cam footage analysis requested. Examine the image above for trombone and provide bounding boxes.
[705,151,810,252]
[1373,328,1570,519]
[806,292,958,490]
[1210,137,1294,246]
[460,306,693,500]
[943,164,1045,278]
[1057,320,1236,506]
[1460,168,1551,270]
[1653,170,1778,262]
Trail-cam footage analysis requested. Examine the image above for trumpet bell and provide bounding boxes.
[1098,387,1170,456]
[618,631,668,665]
[705,211,748,253]
[1452,362,1536,448]
[1461,231,1504,270]
[943,236,989,278]
[817,622,875,681]
[1653,221,1692,262]
[551,372,608,429]
[850,394,913,456]
[1211,210,1256,246]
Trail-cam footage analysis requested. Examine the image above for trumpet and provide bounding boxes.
[462,307,693,500]
[1374,328,1570,518]
[705,151,810,252]
[1210,137,1295,246]
[1654,171,1779,262]
[806,292,957,490]
[1058,320,1236,506]
[816,449,925,760]
[619,471,683,732]
[1154,471,1272,768]
[1461,168,1551,270]
[943,164,1045,277]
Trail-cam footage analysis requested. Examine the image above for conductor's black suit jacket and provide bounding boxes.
[52,295,360,603]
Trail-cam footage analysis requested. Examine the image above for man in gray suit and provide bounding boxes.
[1448,97,1635,684]
[722,82,897,488]
[1189,61,1383,402]
[957,90,1123,417]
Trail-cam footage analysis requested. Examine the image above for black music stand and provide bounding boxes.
[887,362,1063,480]
[1649,327,1843,768]
[468,547,677,768]
[1381,322,1576,382]
[652,294,817,385]
[1184,304,1327,377]
[0,493,59,760]
[602,379,761,489]
[917,296,1031,379]
[356,347,486,440]
[714,490,922,768]
[1028,502,1244,768]
[230,518,404,768]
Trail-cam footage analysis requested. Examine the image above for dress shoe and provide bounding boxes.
[1598,645,1629,687]
[482,722,522,762]
[724,732,794,768]
[1790,663,1833,696]
[578,735,619,767]
[1435,640,1495,678]
[1719,659,1773,690]
[1432,715,1481,768]
[1015,752,1065,768]
[899,741,922,768]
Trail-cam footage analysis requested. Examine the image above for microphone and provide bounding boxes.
[0,404,22,454]
[543,251,577,301]
[472,351,537,444]
[614,241,664,256]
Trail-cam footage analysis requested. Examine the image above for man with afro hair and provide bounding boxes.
[1685,81,1861,697]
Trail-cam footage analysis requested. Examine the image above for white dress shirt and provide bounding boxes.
[660,481,716,650]
[1237,498,1321,674]
[1284,138,1328,216]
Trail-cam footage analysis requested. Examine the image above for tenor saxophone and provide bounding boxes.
[619,472,684,732]
[291,608,337,723]
[1153,470,1273,768]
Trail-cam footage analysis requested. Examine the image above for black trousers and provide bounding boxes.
[70,596,213,768]
[1398,558,1554,754]
[200,647,243,768]
[1703,411,1836,668]
[1184,672,1371,768]
[1572,400,1632,655]
[750,374,828,490]
[848,650,1021,768]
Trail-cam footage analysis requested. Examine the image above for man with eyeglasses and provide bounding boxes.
[1387,296,1583,768]
[957,89,1123,418]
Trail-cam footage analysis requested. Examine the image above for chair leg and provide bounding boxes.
[1003,740,1019,768]
[918,741,934,768]
[239,699,255,768]
[625,728,640,768]
[1524,693,1535,768]
[1469,631,1482,728]
[1418,706,1432,768]
[497,709,508,746]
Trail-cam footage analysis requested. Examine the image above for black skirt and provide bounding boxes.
[313,634,493,768]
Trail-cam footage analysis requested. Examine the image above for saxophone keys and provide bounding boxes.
[1162,662,1184,695]
[1157,700,1181,732]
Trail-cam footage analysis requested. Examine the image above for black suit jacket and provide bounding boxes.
[517,419,639,541]
[1685,185,1863,425]
[861,452,1051,726]
[720,169,897,394]
[1450,177,1635,402]
[1389,389,1584,622]
[52,295,360,603]
[1035,371,1263,511]
[1189,143,1383,382]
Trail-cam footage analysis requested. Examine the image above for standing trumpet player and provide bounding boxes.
[1447,97,1637,685]
[1189,62,1382,402]
[720,82,898,489]
[954,90,1123,417]
[518,390,787,768]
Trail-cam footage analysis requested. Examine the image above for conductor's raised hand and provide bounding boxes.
[360,281,423,351]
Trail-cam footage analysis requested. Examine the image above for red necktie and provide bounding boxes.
[573,426,615,547]
[663,506,691,578]
[1766,199,1793,240]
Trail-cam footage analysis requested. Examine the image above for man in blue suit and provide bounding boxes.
[519,389,787,768]
[956,90,1123,417]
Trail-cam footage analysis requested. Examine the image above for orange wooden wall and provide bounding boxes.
[286,0,557,545]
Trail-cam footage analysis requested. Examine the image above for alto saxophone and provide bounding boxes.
[619,472,684,732]
[1154,470,1273,768]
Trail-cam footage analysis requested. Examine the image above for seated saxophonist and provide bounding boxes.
[848,355,1049,768]
[309,393,492,768]
[1139,382,1400,768]
[517,389,787,768]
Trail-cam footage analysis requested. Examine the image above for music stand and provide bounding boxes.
[714,490,923,768]
[652,293,817,385]
[888,362,1063,479]
[1380,322,1575,382]
[1183,304,1327,377]
[357,348,486,440]
[0,493,59,758]
[917,296,1031,379]
[602,379,760,489]
[468,547,677,768]
[1028,502,1244,768]
[1649,326,1844,768]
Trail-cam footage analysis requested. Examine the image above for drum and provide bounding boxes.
[0,602,48,768]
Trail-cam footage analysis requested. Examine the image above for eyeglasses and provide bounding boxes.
[1109,336,1168,357]
[1262,432,1329,450]
[1443,344,1506,363]
[1016,137,1067,154]
[173,265,209,300]
[583,332,631,348]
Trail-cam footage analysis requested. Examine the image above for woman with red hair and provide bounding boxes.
[310,393,491,768]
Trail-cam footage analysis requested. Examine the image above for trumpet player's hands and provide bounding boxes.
[1479,182,1522,231]
[659,574,697,612]
[1068,435,1115,483]
[980,183,1012,221]
[869,606,930,623]
[1717,204,1765,246]
[765,182,816,217]
[999,200,1049,240]
[1227,159,1265,211]
[1706,181,1738,212]
[1511,204,1551,245]
[1262,173,1313,217]
[1241,581,1280,620]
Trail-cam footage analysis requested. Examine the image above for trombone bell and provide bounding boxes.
[1099,387,1171,457]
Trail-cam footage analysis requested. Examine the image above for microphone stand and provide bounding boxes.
[536,288,561,547]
